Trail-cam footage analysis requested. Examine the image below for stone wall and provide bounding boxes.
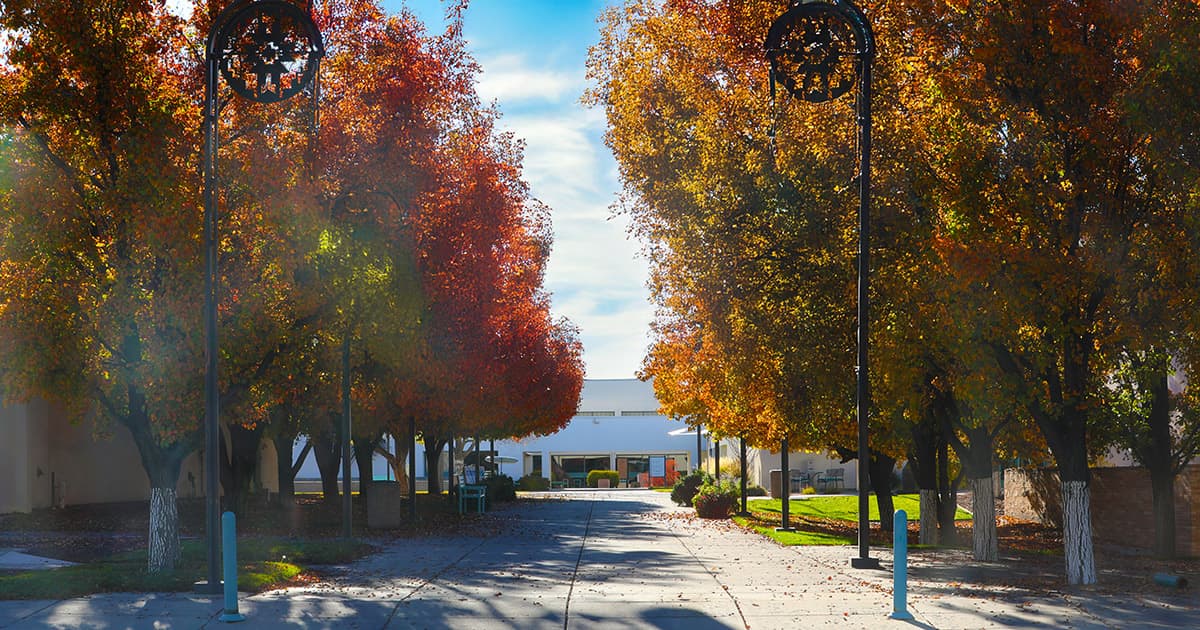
[1004,465,1200,555]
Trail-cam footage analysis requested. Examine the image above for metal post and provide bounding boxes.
[449,439,457,496]
[851,55,879,570]
[739,437,748,516]
[890,509,913,620]
[696,426,702,472]
[474,435,481,482]
[714,435,720,480]
[341,333,352,539]
[490,439,496,477]
[409,416,417,518]
[219,511,245,623]
[777,437,794,532]
[201,49,222,595]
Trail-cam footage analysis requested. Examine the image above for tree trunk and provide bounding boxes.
[375,434,411,492]
[424,435,447,495]
[1062,479,1097,585]
[936,437,956,546]
[869,451,896,533]
[1147,368,1177,559]
[148,486,180,573]
[910,419,940,545]
[117,390,190,574]
[1150,468,1176,559]
[918,490,938,545]
[353,431,382,502]
[310,430,342,502]
[970,476,997,561]
[272,430,309,506]
[220,423,263,516]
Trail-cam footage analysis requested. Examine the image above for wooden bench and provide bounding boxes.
[459,484,487,514]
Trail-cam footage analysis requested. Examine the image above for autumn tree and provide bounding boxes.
[0,0,208,572]
[900,0,1200,583]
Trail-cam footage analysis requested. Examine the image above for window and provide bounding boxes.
[576,410,615,416]
[620,410,662,416]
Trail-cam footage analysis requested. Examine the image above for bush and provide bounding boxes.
[745,484,767,497]
[587,470,620,488]
[802,486,818,495]
[516,474,550,491]
[692,480,739,519]
[484,474,516,506]
[670,470,711,506]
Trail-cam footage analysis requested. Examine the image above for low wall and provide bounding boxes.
[1004,465,1200,555]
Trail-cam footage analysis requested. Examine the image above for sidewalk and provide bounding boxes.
[1,490,1196,629]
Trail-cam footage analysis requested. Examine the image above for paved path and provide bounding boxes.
[1,490,1196,628]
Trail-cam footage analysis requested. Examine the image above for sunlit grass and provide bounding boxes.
[749,493,971,522]
[0,538,373,600]
[733,516,854,546]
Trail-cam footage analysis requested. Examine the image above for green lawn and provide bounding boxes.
[733,516,855,546]
[0,538,372,600]
[749,494,972,522]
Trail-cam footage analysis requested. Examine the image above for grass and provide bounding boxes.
[733,515,854,546]
[0,538,373,600]
[749,493,972,522]
[730,493,974,548]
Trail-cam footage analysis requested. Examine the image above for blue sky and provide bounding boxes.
[385,0,653,380]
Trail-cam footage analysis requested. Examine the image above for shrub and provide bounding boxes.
[801,486,818,495]
[692,480,739,519]
[484,474,516,506]
[587,470,620,488]
[671,470,710,506]
[745,484,767,497]
[516,474,550,491]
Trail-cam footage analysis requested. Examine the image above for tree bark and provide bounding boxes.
[1062,479,1097,585]
[970,476,998,561]
[148,487,180,573]
[424,435,447,495]
[936,437,956,546]
[353,431,382,502]
[220,423,264,516]
[272,430,310,506]
[910,420,940,545]
[117,387,191,574]
[310,429,342,502]
[869,451,896,533]
[1147,368,1177,559]
[1151,468,1176,560]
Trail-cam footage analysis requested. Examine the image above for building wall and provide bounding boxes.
[750,448,859,492]
[1005,466,1200,555]
[0,400,33,513]
[1,397,205,513]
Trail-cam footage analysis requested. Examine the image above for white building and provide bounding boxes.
[296,378,697,488]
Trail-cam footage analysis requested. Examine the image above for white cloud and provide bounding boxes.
[477,54,582,105]
[482,57,653,379]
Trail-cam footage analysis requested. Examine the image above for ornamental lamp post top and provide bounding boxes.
[207,0,324,104]
[764,0,874,104]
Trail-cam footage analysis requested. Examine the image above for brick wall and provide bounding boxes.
[1004,465,1200,555]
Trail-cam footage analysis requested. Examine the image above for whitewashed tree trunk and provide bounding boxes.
[1061,480,1097,585]
[970,476,997,561]
[148,487,180,573]
[919,489,938,545]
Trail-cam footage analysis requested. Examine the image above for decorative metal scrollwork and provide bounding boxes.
[765,0,871,103]
[212,0,324,104]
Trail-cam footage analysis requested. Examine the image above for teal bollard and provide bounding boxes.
[219,511,245,623]
[889,509,914,621]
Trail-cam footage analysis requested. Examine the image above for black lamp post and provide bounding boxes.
[765,0,878,570]
[202,0,323,591]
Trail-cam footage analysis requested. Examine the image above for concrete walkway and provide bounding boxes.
[1,490,1196,629]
